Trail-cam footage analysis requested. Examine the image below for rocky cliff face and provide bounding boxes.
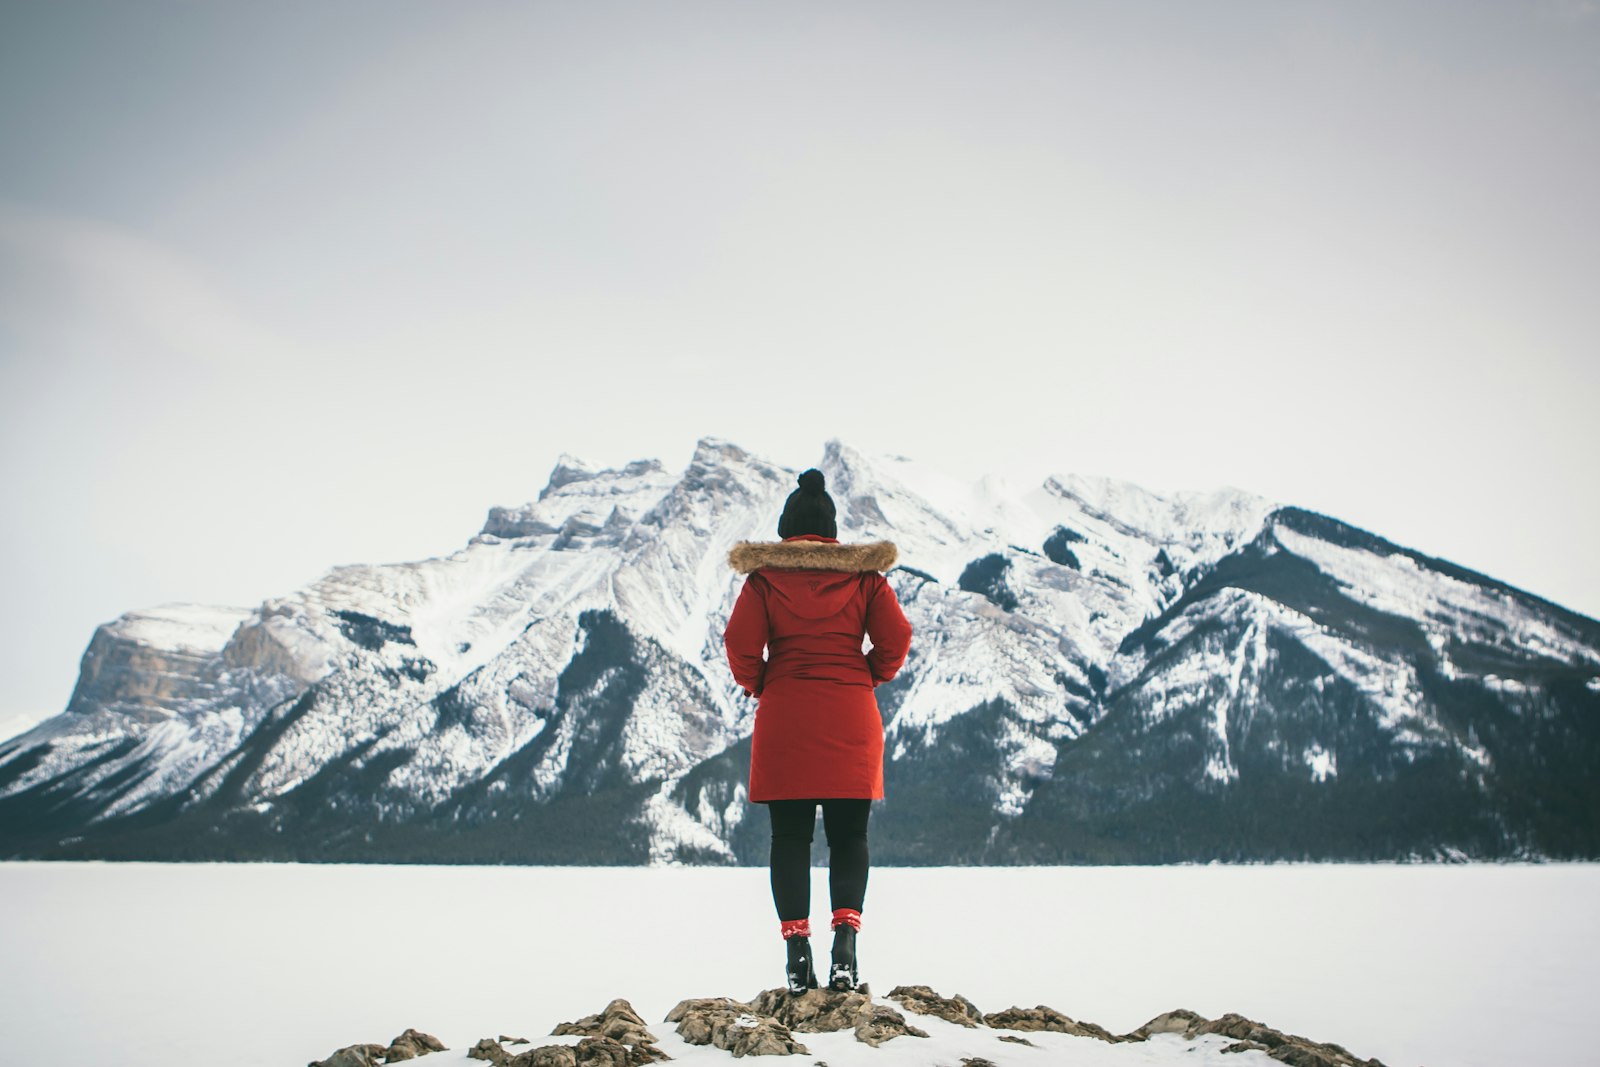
[2,437,1597,862]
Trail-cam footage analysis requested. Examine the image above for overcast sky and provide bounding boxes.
[1,0,1597,725]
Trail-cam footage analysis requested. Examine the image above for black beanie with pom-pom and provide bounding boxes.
[777,468,837,539]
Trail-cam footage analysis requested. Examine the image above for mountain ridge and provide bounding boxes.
[2,436,1596,863]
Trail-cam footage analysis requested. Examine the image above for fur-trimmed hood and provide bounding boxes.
[728,538,898,574]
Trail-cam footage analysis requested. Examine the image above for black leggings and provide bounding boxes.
[767,798,871,923]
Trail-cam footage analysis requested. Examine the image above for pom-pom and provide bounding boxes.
[797,468,827,495]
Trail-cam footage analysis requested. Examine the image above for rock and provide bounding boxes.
[508,1043,579,1067]
[384,1028,447,1060]
[982,1004,1122,1043]
[663,997,747,1047]
[663,996,808,1057]
[749,988,872,1034]
[574,1036,649,1066]
[1196,1013,1294,1049]
[852,1002,928,1047]
[506,1036,666,1067]
[508,1047,576,1067]
[1194,1013,1385,1065]
[1124,1009,1387,1067]
[1265,1043,1380,1067]
[552,998,661,1047]
[1125,1008,1208,1039]
[885,984,985,1027]
[303,990,1381,1067]
[745,987,925,1047]
[726,1016,808,1058]
[470,1037,512,1065]
[309,1045,387,1067]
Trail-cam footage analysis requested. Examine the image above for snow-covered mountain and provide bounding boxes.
[3,437,1597,863]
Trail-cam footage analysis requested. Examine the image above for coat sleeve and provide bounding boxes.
[864,573,912,685]
[723,575,769,698]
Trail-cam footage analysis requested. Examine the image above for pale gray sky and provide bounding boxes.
[2,0,1597,723]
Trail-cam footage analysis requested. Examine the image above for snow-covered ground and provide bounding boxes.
[1,862,1594,1067]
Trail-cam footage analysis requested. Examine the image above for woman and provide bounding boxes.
[723,467,913,996]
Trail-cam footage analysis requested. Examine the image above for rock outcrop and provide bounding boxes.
[469,1035,665,1067]
[308,1029,446,1067]
[552,998,662,1049]
[746,986,928,1047]
[1126,1008,1209,1038]
[384,1029,448,1061]
[746,985,869,1034]
[982,1002,1125,1042]
[466,1000,669,1067]
[1128,1009,1387,1066]
[664,996,808,1057]
[885,983,985,1028]
[307,986,1388,1065]
[850,1000,930,1048]
[468,1038,511,1065]
[885,984,1391,1066]
[309,1045,389,1067]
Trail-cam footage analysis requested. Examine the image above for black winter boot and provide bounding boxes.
[785,935,818,995]
[828,924,858,991]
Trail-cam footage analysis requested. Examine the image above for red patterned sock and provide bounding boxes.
[780,918,811,940]
[831,908,862,931]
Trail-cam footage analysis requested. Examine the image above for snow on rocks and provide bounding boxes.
[883,983,985,1027]
[980,1002,1124,1042]
[306,988,1390,1066]
[309,1044,392,1067]
[665,995,809,1056]
[385,1030,451,1061]
[467,996,670,1067]
[309,1028,447,1067]
[550,998,663,1049]
[746,984,930,1047]
[1128,1009,1388,1066]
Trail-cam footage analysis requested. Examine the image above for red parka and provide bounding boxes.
[723,534,913,802]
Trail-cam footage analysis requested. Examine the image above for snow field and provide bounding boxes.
[1,862,1595,1067]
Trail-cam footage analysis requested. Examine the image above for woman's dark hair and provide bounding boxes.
[777,468,837,539]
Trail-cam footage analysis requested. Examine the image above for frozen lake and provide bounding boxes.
[1,861,1595,1067]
